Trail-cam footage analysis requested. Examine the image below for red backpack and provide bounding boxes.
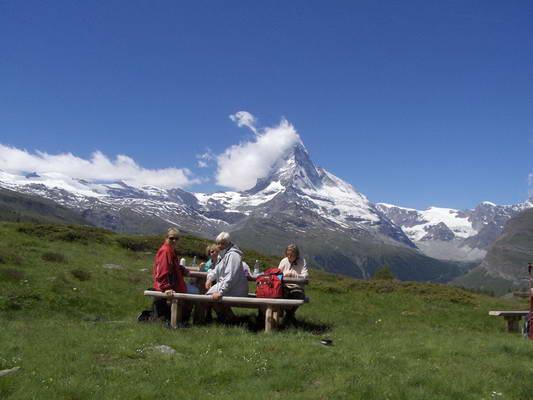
[256,268,284,298]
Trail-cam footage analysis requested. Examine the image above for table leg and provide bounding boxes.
[272,308,280,329]
[265,306,273,333]
[171,299,181,329]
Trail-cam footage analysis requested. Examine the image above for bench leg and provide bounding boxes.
[272,308,280,329]
[265,306,273,333]
[504,316,521,333]
[170,299,182,329]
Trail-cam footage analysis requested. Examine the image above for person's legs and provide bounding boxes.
[212,304,236,323]
[180,301,193,324]
[152,298,171,321]
[283,287,305,324]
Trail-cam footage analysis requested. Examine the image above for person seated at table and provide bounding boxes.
[205,232,248,322]
[151,227,192,323]
[199,244,219,272]
[278,244,309,323]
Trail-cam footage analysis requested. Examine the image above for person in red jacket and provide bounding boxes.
[151,227,191,323]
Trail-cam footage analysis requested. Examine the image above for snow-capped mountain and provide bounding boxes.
[0,142,409,243]
[377,201,532,261]
[195,142,410,245]
[0,140,466,282]
[0,169,225,235]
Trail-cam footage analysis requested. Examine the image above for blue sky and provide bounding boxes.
[1,1,532,209]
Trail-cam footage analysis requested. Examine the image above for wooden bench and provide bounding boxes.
[489,311,529,333]
[144,290,309,332]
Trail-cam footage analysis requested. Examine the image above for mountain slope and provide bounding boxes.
[198,143,463,282]
[377,201,531,262]
[0,142,464,282]
[0,187,88,225]
[454,208,533,293]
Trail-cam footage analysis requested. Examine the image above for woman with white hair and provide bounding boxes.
[205,232,248,322]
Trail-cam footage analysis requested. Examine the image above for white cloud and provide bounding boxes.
[229,111,258,135]
[0,144,198,189]
[216,111,301,190]
[196,148,215,168]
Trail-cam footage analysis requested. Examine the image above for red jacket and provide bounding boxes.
[152,242,187,293]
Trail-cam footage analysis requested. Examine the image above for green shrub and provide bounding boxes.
[17,223,111,245]
[0,248,23,265]
[70,269,91,281]
[115,235,161,252]
[372,265,395,280]
[42,251,67,263]
[0,268,25,282]
[3,293,41,311]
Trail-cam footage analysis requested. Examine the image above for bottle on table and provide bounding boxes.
[180,257,186,267]
[253,260,260,277]
[192,256,197,267]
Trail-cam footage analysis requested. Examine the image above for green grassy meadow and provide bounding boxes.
[1,222,533,399]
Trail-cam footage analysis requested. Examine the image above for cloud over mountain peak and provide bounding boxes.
[215,111,302,191]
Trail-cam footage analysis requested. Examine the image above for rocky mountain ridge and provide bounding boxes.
[0,140,518,282]
[377,201,531,262]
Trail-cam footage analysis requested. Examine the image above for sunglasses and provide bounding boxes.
[168,237,179,241]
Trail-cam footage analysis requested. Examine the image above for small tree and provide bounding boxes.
[372,265,395,280]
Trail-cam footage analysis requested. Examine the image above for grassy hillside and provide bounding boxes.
[1,222,533,399]
[232,216,465,283]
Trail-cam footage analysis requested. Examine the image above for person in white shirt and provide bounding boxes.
[278,244,309,323]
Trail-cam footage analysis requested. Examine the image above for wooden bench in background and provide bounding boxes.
[144,290,309,332]
[489,310,528,333]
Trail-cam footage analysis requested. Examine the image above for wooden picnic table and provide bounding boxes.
[185,267,309,285]
[489,310,529,333]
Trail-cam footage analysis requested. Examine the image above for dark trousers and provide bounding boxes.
[152,298,192,323]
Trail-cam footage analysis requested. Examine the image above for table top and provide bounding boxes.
[185,267,309,285]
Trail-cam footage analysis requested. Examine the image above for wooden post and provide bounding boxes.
[272,308,280,329]
[265,306,273,333]
[170,299,180,329]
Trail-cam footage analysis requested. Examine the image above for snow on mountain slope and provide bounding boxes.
[300,168,380,228]
[377,203,478,241]
[196,142,389,234]
[410,207,476,241]
[377,201,533,261]
[195,180,285,213]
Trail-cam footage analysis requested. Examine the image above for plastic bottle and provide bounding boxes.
[253,260,260,277]
[192,256,197,267]
[180,257,186,267]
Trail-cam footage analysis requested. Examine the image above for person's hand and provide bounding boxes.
[285,270,297,278]
[164,289,174,298]
[205,280,212,290]
[212,292,222,301]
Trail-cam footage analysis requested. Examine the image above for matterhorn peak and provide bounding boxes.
[247,140,324,195]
